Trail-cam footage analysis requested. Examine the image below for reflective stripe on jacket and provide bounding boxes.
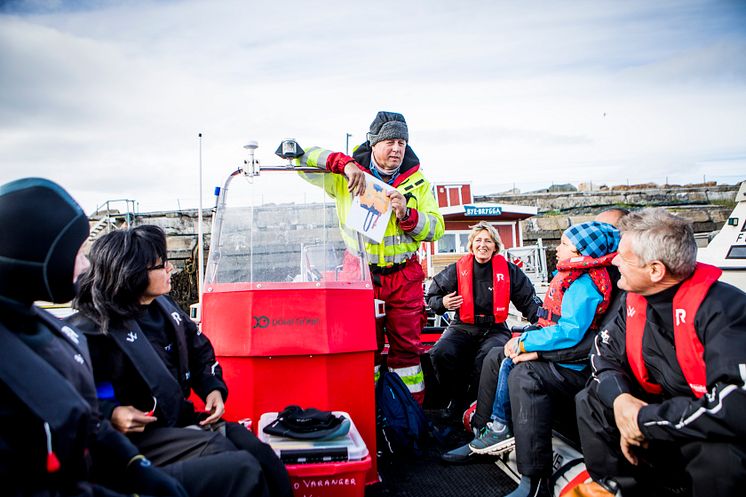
[296,145,444,268]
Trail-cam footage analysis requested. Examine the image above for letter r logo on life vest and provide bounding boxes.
[675,308,686,326]
[171,312,182,325]
[496,274,505,282]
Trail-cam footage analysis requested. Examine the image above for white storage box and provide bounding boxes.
[258,411,368,464]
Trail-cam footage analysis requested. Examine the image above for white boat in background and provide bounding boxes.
[697,181,746,291]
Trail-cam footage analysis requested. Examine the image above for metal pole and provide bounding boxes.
[345,133,352,154]
[197,133,205,305]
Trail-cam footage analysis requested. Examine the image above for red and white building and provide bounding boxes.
[420,182,537,277]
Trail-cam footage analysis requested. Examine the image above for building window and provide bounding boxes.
[447,187,462,207]
[435,231,470,253]
[437,234,457,253]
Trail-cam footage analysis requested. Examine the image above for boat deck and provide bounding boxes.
[365,414,518,497]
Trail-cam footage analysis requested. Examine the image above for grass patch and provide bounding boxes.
[709,199,737,209]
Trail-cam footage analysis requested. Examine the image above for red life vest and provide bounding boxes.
[538,252,616,329]
[625,263,722,399]
[456,253,510,324]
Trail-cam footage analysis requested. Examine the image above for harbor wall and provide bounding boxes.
[89,183,740,308]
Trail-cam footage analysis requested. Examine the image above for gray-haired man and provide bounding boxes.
[574,208,746,497]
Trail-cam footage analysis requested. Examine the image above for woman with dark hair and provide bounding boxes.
[69,225,292,497]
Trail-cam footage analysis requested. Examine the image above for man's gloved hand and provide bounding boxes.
[127,455,188,497]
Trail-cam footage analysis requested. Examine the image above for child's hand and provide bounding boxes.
[504,336,522,358]
[512,352,538,364]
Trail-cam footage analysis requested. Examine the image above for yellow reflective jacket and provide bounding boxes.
[297,144,444,268]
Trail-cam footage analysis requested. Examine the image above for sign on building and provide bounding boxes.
[464,205,502,217]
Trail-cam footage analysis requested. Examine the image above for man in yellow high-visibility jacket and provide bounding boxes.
[298,111,444,404]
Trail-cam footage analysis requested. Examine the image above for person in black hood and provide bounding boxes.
[69,225,291,497]
[0,178,89,305]
[0,177,187,497]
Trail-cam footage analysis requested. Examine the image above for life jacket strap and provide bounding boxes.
[537,307,560,323]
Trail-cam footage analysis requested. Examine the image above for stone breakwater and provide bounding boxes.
[476,184,737,244]
[87,183,740,309]
[88,183,739,267]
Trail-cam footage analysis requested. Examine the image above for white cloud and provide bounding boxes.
[1,0,745,212]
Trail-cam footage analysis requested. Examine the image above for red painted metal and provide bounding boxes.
[201,283,378,484]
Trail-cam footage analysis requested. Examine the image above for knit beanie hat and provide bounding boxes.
[367,111,409,147]
[0,178,89,304]
[563,221,620,259]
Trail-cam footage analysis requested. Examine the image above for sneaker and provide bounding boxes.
[468,421,514,454]
[440,442,474,464]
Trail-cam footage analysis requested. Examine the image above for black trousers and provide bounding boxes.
[508,361,588,477]
[430,323,510,410]
[131,422,292,497]
[576,385,746,497]
[473,346,507,429]
[162,450,267,497]
[224,422,293,497]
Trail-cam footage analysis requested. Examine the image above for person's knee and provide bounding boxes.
[226,452,269,497]
[507,362,541,395]
[232,450,264,476]
[574,386,590,416]
[226,423,263,451]
[574,385,609,429]
[485,346,501,361]
[176,451,268,497]
[482,346,503,372]
[201,429,241,455]
[478,334,508,358]
[429,342,445,363]
[430,339,456,365]
[684,441,746,481]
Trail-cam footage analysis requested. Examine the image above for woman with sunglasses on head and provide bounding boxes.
[69,225,291,497]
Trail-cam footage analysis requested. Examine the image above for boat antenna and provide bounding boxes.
[197,132,205,306]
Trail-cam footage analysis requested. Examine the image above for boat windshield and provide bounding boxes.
[204,168,369,288]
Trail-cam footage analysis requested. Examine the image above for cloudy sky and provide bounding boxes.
[2,0,745,214]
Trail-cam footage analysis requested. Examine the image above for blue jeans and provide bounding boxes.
[490,357,514,427]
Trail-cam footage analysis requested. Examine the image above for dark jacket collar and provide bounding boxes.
[352,142,421,186]
[0,307,93,462]
[70,301,185,427]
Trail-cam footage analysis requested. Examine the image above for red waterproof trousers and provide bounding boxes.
[373,257,427,404]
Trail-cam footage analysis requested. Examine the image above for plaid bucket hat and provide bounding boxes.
[564,221,620,259]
